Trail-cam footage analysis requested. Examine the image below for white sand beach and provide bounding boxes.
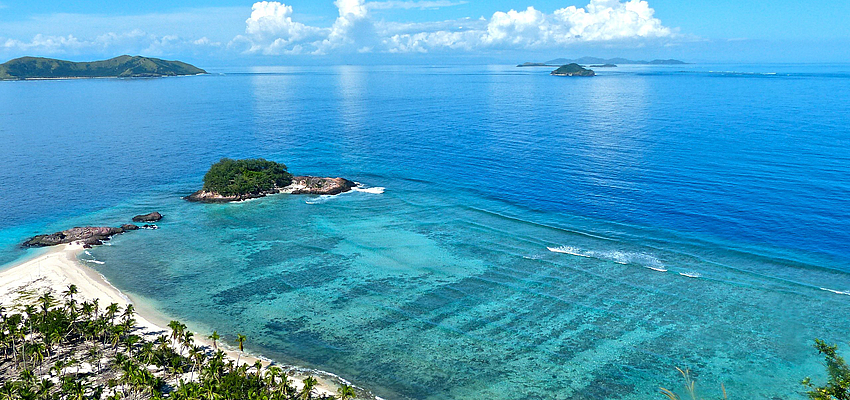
[0,244,341,397]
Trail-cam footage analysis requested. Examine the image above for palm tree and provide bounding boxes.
[265,365,282,386]
[63,284,78,302]
[208,331,220,350]
[168,320,186,350]
[301,376,318,400]
[37,293,55,315]
[121,304,135,325]
[36,379,54,400]
[80,302,94,319]
[105,303,119,326]
[235,334,247,366]
[0,381,18,400]
[338,384,356,400]
[183,330,194,349]
[91,298,99,319]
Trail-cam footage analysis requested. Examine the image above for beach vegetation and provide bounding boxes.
[0,291,344,399]
[660,339,850,400]
[202,158,293,196]
[802,339,850,399]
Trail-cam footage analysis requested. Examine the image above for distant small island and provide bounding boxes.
[589,64,617,68]
[0,55,206,80]
[551,63,595,77]
[516,62,551,67]
[518,57,686,67]
[186,158,356,203]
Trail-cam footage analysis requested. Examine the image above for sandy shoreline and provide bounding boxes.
[0,244,349,398]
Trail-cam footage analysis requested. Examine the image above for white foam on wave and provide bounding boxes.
[680,272,702,278]
[821,288,850,296]
[305,195,334,205]
[548,245,667,271]
[352,183,385,194]
[305,183,384,204]
[84,251,92,256]
[83,259,105,265]
[547,246,591,257]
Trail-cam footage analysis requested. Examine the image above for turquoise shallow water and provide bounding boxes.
[2,64,850,399]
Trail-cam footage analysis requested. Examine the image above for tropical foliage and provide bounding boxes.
[0,287,349,400]
[660,339,850,400]
[803,339,850,399]
[202,158,293,197]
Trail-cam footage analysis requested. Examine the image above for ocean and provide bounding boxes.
[1,64,849,399]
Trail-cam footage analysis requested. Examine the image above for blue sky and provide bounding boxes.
[0,0,848,64]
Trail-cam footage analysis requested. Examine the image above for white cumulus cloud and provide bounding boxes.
[239,1,326,54]
[316,0,378,54]
[0,0,678,59]
[239,0,676,55]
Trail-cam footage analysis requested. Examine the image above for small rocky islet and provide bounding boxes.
[185,158,357,203]
[550,63,596,77]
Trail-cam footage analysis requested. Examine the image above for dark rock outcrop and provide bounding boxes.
[132,212,162,222]
[121,224,140,231]
[23,226,127,248]
[184,190,266,203]
[185,176,357,203]
[289,176,357,195]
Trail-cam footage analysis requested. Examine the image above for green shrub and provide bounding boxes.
[803,339,850,399]
[202,158,293,196]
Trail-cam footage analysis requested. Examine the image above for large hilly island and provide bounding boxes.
[0,55,206,80]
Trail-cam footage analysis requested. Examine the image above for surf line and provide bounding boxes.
[821,287,850,296]
[547,246,591,257]
[547,246,670,273]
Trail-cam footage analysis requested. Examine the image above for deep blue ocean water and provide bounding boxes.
[1,64,850,399]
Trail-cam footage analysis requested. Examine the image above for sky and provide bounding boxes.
[0,0,848,65]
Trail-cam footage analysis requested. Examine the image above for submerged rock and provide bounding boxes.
[132,212,163,222]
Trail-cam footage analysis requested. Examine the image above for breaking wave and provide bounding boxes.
[821,288,850,296]
[353,185,385,194]
[351,187,386,194]
[306,195,334,205]
[548,245,667,272]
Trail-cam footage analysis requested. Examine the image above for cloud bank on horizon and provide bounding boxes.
[0,0,677,58]
[236,0,674,55]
